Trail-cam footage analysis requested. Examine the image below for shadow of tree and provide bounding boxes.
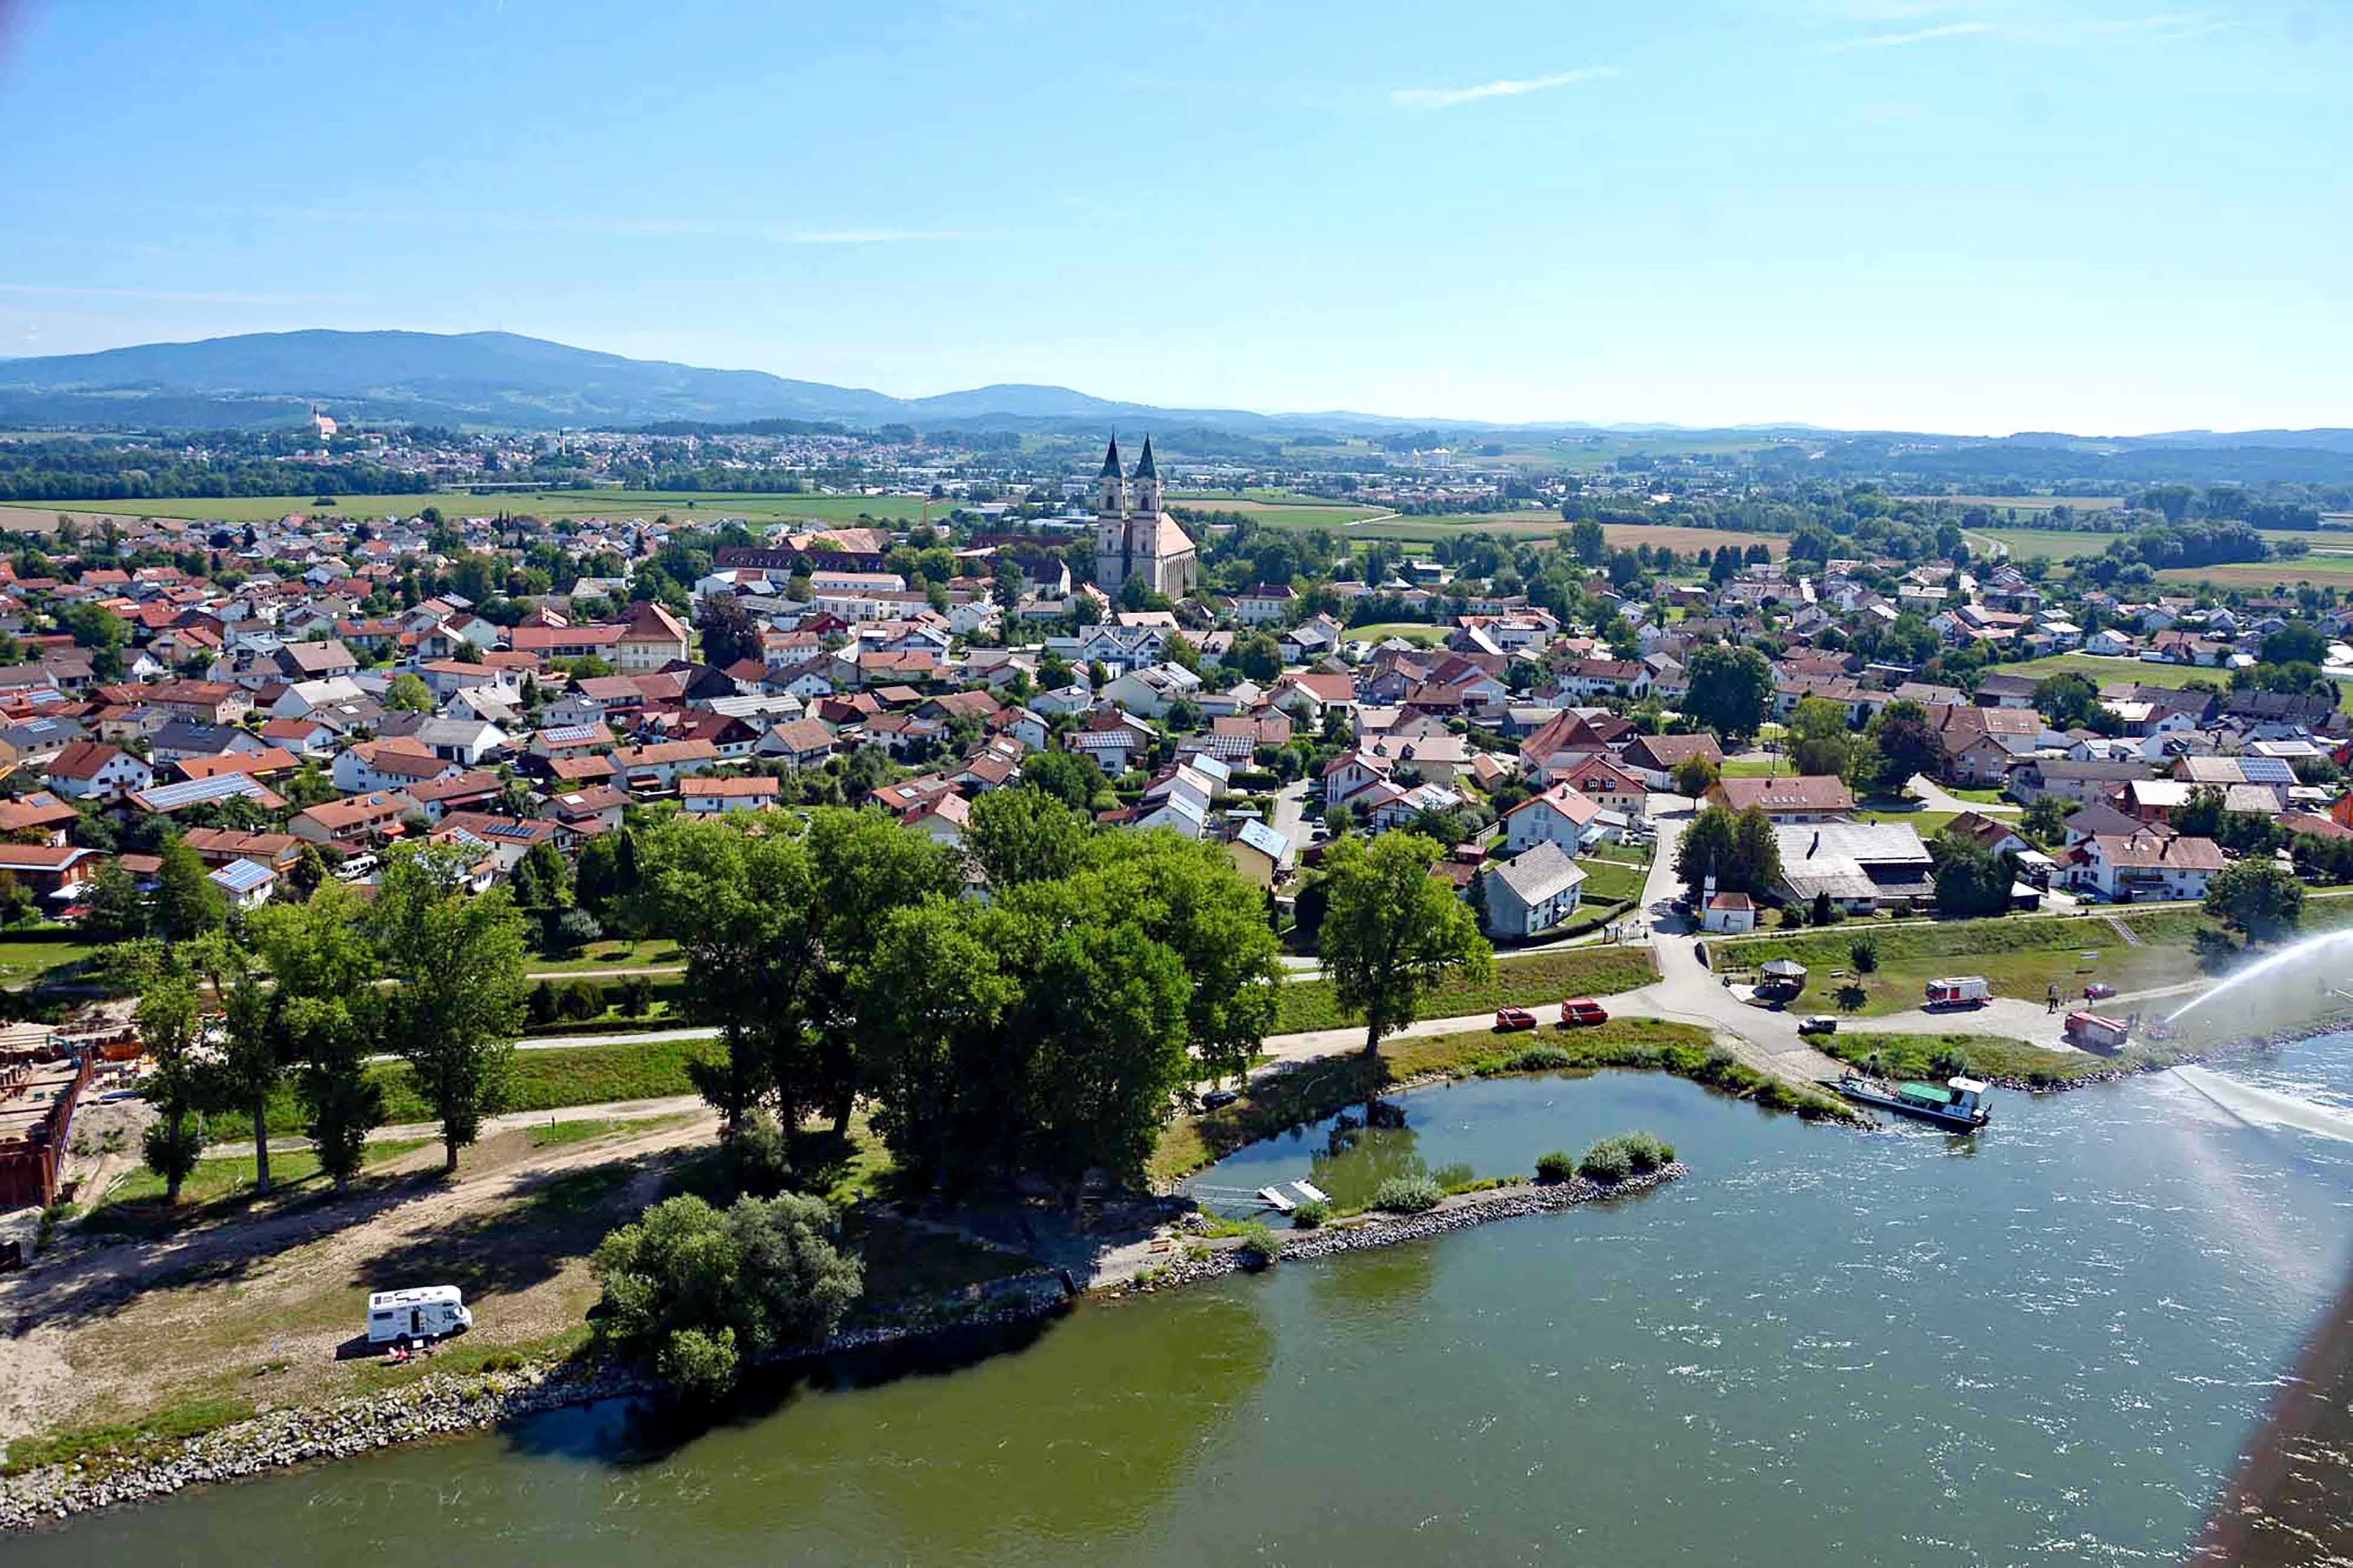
[353,1155,673,1304]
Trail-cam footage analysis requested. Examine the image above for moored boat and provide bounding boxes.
[1826,1072,1992,1132]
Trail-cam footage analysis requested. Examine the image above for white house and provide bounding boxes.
[1499,784,1606,854]
[1479,842,1587,940]
[2061,830,2227,902]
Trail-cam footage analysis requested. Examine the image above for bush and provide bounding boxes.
[1534,1149,1576,1184]
[1577,1137,1635,1182]
[589,1192,863,1402]
[1620,1130,1674,1171]
[559,979,605,1021]
[1290,1198,1329,1229]
[1498,1044,1573,1072]
[1234,1220,1280,1267]
[1371,1174,1443,1213]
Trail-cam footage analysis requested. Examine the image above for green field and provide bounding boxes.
[1900,495,2126,514]
[0,934,103,989]
[1975,526,2122,561]
[1987,652,2220,689]
[1708,909,2218,1016]
[1347,620,1447,645]
[2156,555,2353,589]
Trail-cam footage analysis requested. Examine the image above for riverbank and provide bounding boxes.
[1119,1162,1688,1296]
[0,1268,1073,1533]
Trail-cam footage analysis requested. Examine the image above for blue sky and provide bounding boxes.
[0,0,2345,433]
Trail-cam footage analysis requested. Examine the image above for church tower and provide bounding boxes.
[1131,434,1164,516]
[1095,435,1135,589]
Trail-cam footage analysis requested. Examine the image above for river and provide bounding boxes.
[15,1040,2353,1566]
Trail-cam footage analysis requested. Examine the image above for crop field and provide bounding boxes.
[1346,620,1447,645]
[1975,526,2121,561]
[1168,497,1389,529]
[1900,495,2125,515]
[2156,555,2353,589]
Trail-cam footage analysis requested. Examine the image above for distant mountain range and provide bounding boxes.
[1,331,2349,473]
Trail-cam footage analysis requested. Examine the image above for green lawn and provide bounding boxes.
[1708,909,2218,1016]
[0,935,103,989]
[1346,621,1447,645]
[1937,785,2013,806]
[1852,807,1958,839]
[1988,652,2220,690]
[528,939,682,975]
[1274,945,1658,1034]
[95,1138,430,1210]
[1821,1031,2122,1088]
[1575,855,1648,907]
[1718,757,1783,777]
[260,1038,722,1136]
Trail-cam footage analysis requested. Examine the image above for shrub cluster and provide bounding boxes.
[1533,1149,1576,1184]
[1578,1130,1675,1182]
[1496,1044,1574,1072]
[1234,1220,1281,1267]
[1290,1197,1329,1229]
[1371,1173,1444,1213]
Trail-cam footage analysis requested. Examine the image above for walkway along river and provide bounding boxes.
[10,1040,2353,1566]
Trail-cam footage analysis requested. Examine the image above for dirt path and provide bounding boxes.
[0,1109,716,1444]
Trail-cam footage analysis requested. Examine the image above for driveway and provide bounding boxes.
[1907,773,2020,817]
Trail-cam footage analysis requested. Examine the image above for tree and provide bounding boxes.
[1682,645,1774,743]
[2203,860,2305,946]
[588,1192,862,1401]
[1317,833,1492,1055]
[1865,700,1941,794]
[1675,804,1781,900]
[153,836,222,942]
[251,882,384,1186]
[1670,754,1719,798]
[79,859,149,943]
[188,930,285,1193]
[2021,794,2068,846]
[966,787,1090,888]
[1018,750,1104,811]
[2031,671,2102,730]
[1848,936,1879,974]
[135,973,205,1203]
[695,594,763,671]
[386,672,435,713]
[1931,832,2013,919]
[1788,696,1853,779]
[1569,518,1606,565]
[370,844,530,1171]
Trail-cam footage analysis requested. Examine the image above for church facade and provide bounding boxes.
[1093,436,1197,599]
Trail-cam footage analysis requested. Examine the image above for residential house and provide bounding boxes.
[681,776,781,814]
[1704,775,1855,823]
[1479,841,1587,940]
[2061,829,2227,902]
[43,740,152,803]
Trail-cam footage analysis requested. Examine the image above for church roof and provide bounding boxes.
[1099,437,1123,478]
[1133,434,1158,479]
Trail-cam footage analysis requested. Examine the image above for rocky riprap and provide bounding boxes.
[0,1270,1072,1534]
[1118,1163,1688,1294]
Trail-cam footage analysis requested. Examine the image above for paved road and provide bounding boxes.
[1906,773,2020,817]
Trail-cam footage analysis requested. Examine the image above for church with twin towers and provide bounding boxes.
[1092,435,1197,599]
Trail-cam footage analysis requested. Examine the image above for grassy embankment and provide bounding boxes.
[1151,1016,1849,1188]
[1820,1031,2150,1088]
[1709,896,2353,1018]
[1272,946,1658,1034]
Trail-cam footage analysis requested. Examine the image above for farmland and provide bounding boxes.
[2156,554,2353,590]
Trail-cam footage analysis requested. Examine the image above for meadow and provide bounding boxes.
[1986,652,2220,689]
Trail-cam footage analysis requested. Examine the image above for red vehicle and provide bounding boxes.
[2081,981,2117,1001]
[1495,1005,1538,1031]
[1559,998,1610,1028]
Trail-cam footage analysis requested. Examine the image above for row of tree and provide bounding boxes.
[132,846,529,1199]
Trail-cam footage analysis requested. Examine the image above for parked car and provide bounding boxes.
[1797,1015,1839,1034]
[1201,1088,1238,1109]
[1559,998,1610,1027]
[1495,1005,1538,1031]
[2081,981,2116,1001]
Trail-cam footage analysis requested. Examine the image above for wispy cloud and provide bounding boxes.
[1817,20,1992,51]
[786,229,971,245]
[1391,66,1619,110]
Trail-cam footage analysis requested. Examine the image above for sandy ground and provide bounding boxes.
[0,1109,716,1445]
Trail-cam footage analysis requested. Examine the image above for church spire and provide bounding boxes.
[1133,434,1157,480]
[1098,436,1123,478]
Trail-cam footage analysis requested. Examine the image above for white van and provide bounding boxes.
[366,1286,473,1345]
[1925,975,1993,1007]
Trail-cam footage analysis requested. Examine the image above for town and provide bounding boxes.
[3,422,2353,1520]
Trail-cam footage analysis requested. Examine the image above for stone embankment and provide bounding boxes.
[0,1270,1071,1534]
[1118,1163,1687,1295]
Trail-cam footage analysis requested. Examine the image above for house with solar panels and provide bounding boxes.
[205,857,279,912]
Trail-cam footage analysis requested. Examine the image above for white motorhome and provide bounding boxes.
[366,1286,473,1345]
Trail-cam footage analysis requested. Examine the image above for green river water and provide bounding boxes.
[13,1041,2353,1566]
